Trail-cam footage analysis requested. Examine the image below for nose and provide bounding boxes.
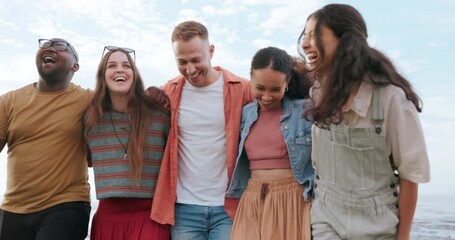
[262,92,273,101]
[116,66,124,73]
[186,63,195,74]
[301,37,310,49]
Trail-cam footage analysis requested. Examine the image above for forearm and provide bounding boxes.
[397,178,418,240]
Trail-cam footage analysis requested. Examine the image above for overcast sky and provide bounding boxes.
[0,0,454,201]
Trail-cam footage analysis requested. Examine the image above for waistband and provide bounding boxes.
[246,177,300,192]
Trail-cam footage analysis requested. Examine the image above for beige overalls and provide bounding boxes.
[311,87,400,240]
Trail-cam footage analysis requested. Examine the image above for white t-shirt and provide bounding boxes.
[176,74,228,206]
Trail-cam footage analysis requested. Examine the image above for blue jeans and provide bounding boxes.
[171,203,232,240]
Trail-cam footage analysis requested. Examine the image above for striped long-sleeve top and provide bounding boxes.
[85,109,170,199]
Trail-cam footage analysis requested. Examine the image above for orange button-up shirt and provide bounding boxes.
[151,66,252,225]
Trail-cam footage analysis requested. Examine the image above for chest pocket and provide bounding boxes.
[293,131,312,164]
[320,136,376,191]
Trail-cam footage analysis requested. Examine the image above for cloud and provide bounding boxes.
[178,8,200,21]
[201,4,246,17]
[248,12,259,24]
[252,38,275,49]
[0,53,36,93]
[396,59,428,75]
[0,18,19,31]
[385,49,428,75]
[428,40,449,48]
[256,0,320,31]
[0,37,24,48]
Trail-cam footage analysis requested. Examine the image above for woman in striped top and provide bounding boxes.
[84,47,171,240]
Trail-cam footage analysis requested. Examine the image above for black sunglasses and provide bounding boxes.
[102,46,136,62]
[38,39,78,61]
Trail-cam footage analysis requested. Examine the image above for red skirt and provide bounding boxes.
[90,198,170,240]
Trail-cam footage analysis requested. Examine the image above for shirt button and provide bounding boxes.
[316,175,320,180]
[306,137,311,143]
[314,183,318,189]
[393,192,398,197]
[284,125,289,129]
[389,183,396,188]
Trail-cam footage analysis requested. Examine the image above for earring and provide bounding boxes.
[285,86,289,92]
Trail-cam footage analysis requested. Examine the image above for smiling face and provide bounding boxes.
[301,16,340,77]
[35,38,79,85]
[250,67,288,111]
[173,36,215,87]
[104,51,134,97]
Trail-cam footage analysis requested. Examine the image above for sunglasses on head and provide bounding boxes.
[102,46,136,62]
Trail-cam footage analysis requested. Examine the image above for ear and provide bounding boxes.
[72,63,80,72]
[209,44,215,59]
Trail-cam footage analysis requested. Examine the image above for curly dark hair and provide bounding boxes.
[251,46,311,99]
[298,4,422,125]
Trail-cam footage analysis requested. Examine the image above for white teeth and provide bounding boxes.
[305,52,318,63]
[188,72,199,78]
[43,56,56,63]
[114,76,126,82]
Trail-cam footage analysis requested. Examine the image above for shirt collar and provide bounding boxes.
[348,81,373,118]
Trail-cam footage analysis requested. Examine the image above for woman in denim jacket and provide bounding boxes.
[226,47,314,240]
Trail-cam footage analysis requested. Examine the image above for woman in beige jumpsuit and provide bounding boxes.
[298,4,430,240]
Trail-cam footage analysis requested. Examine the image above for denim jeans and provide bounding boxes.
[171,203,232,240]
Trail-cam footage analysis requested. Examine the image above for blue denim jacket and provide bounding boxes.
[226,97,314,201]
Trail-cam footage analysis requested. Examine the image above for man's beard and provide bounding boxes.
[37,65,71,85]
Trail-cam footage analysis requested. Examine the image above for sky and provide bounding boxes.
[0,0,454,200]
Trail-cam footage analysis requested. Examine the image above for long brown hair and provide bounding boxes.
[299,4,422,126]
[85,48,163,183]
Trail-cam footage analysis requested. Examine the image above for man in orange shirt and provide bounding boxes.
[151,21,252,240]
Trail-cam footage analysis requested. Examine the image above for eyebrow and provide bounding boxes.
[303,29,314,36]
[177,56,200,61]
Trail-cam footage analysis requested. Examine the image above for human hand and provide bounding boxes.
[145,86,170,110]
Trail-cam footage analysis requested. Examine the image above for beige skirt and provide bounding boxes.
[230,177,312,240]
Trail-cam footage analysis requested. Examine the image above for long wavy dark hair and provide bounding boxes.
[85,48,164,183]
[251,46,311,99]
[298,4,422,125]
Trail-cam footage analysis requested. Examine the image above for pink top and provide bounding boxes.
[245,106,291,170]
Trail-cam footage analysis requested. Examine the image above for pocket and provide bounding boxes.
[374,196,399,236]
[295,134,312,161]
[383,203,399,225]
[295,132,312,146]
[319,139,376,190]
